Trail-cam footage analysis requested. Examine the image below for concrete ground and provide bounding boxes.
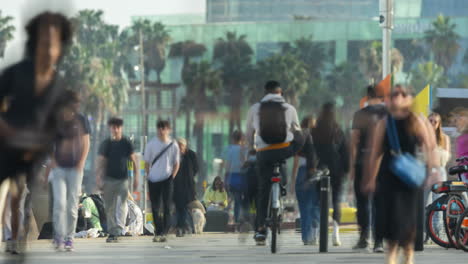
[1,231,466,264]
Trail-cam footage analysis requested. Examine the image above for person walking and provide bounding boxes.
[96,117,139,243]
[144,120,180,243]
[292,116,320,245]
[349,86,386,252]
[173,138,198,237]
[312,102,349,246]
[221,130,246,225]
[363,84,438,264]
[47,90,90,251]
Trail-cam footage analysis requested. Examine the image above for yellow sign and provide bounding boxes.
[411,84,431,117]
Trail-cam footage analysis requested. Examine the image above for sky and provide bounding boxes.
[0,0,206,67]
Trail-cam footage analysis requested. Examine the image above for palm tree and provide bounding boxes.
[0,11,15,58]
[425,15,460,72]
[183,61,222,188]
[213,31,253,135]
[169,40,207,138]
[282,36,329,80]
[359,41,404,83]
[255,53,309,107]
[408,61,447,92]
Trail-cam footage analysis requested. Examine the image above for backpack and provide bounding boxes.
[88,194,107,233]
[259,101,287,144]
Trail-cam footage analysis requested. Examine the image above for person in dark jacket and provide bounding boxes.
[312,102,349,246]
[173,138,199,237]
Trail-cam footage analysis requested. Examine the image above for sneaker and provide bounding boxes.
[254,231,266,245]
[153,236,162,242]
[176,229,184,237]
[373,242,384,253]
[64,240,74,251]
[106,235,119,243]
[160,236,167,242]
[5,239,12,253]
[53,238,63,251]
[352,239,370,251]
[6,240,19,255]
[332,221,341,246]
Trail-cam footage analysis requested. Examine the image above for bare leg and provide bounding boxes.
[386,241,399,264]
[403,243,414,264]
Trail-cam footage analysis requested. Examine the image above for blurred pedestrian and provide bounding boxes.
[454,108,468,183]
[203,177,228,211]
[144,120,180,243]
[292,116,320,245]
[221,130,246,224]
[349,85,386,252]
[46,90,90,251]
[363,84,438,264]
[0,12,73,254]
[312,102,349,246]
[96,117,139,243]
[173,138,198,237]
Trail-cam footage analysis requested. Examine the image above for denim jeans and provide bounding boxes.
[51,167,84,242]
[295,166,320,243]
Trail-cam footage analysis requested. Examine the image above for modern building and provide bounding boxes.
[126,0,468,178]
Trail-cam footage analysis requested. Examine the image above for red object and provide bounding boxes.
[271,177,281,183]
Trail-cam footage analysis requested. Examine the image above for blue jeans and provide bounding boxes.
[295,166,320,243]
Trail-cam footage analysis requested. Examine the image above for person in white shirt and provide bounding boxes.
[144,120,180,243]
[245,80,305,244]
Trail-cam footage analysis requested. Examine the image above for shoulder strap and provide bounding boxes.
[386,116,401,154]
[151,141,174,167]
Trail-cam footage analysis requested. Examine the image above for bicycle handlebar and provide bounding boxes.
[456,156,468,163]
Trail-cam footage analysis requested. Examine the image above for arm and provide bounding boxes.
[220,191,228,208]
[291,155,300,194]
[171,143,181,178]
[362,119,385,194]
[95,155,107,189]
[77,134,90,170]
[130,153,139,189]
[171,162,180,179]
[349,129,360,181]
[245,105,256,150]
[0,67,15,138]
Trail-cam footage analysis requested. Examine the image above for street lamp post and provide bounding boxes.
[380,0,394,79]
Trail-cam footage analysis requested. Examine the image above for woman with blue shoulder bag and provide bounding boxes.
[362,84,439,264]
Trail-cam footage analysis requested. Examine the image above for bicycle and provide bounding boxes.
[426,157,468,248]
[265,162,286,253]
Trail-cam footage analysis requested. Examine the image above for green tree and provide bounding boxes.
[359,41,404,83]
[183,61,222,185]
[408,61,447,92]
[169,40,207,138]
[282,36,329,80]
[213,31,253,134]
[255,53,309,107]
[0,11,15,58]
[425,15,460,72]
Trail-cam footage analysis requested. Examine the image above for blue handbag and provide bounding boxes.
[386,116,426,188]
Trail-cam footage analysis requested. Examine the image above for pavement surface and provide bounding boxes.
[0,231,466,264]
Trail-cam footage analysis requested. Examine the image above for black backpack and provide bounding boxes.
[259,101,287,144]
[88,194,108,232]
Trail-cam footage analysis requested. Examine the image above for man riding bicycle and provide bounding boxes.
[246,80,306,244]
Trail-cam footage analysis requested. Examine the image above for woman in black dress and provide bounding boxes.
[363,85,438,264]
[173,138,199,237]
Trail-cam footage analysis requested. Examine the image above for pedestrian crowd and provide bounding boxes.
[1,11,468,264]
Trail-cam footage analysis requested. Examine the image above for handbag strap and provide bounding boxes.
[386,116,402,155]
[151,141,174,167]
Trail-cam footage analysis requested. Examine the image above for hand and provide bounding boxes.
[218,202,225,207]
[361,180,376,195]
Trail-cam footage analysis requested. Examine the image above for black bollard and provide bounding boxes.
[415,190,425,251]
[319,175,330,253]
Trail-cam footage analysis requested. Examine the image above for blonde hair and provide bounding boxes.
[177,138,187,147]
[429,112,447,148]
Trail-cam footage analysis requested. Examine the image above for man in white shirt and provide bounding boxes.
[245,80,304,244]
[144,120,180,243]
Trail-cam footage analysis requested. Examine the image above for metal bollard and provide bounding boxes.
[415,190,425,251]
[319,175,330,253]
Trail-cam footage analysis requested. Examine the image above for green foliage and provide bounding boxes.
[326,62,367,110]
[408,61,447,92]
[255,53,309,107]
[425,15,460,71]
[0,11,15,58]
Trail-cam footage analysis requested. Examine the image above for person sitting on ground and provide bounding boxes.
[203,176,228,211]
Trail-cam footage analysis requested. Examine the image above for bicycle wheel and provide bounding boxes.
[455,209,468,252]
[444,195,466,248]
[270,208,278,254]
[426,207,450,248]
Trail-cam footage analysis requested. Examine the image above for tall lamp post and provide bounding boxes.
[380,0,394,79]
